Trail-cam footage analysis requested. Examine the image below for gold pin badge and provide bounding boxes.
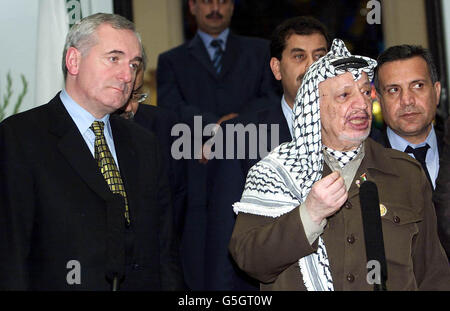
[380,204,387,217]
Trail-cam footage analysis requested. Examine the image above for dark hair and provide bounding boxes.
[270,16,329,60]
[373,45,439,93]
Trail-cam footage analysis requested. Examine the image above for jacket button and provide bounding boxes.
[132,263,139,270]
[346,273,355,282]
[344,201,352,209]
[347,234,355,244]
[393,216,400,224]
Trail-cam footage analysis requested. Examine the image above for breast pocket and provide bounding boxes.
[380,202,423,267]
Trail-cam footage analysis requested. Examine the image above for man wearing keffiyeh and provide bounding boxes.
[229,39,450,291]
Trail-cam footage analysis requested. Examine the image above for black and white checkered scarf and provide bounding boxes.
[233,39,377,291]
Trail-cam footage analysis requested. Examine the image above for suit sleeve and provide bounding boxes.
[241,42,280,115]
[0,121,34,290]
[413,171,450,290]
[154,139,185,290]
[433,117,450,259]
[156,53,220,127]
[205,156,248,289]
[229,207,317,284]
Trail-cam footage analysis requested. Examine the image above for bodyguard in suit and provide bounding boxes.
[120,52,187,243]
[373,45,443,189]
[373,45,449,257]
[156,0,278,290]
[205,16,329,290]
[0,13,183,290]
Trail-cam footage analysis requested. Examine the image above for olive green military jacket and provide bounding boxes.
[229,138,450,290]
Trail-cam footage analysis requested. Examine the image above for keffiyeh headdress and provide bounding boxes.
[233,39,377,291]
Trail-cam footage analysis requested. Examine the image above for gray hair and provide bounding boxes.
[62,13,142,79]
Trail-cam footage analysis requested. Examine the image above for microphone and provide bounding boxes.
[359,181,388,291]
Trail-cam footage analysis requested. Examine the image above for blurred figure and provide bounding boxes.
[120,53,187,260]
[157,0,278,290]
[206,16,329,290]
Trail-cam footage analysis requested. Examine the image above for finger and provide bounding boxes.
[318,171,341,188]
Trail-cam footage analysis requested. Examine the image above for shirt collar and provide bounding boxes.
[60,89,110,136]
[197,28,229,50]
[281,95,293,138]
[387,125,437,155]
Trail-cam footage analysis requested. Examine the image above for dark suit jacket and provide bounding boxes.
[0,94,183,290]
[432,117,450,259]
[133,104,187,241]
[157,32,279,128]
[205,103,291,290]
[156,32,278,290]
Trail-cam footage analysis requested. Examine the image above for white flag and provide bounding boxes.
[34,0,113,107]
[34,0,70,106]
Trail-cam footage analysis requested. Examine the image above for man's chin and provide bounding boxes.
[339,130,370,145]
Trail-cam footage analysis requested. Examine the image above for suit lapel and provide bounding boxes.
[188,34,218,79]
[219,33,239,79]
[49,96,114,202]
[109,116,140,221]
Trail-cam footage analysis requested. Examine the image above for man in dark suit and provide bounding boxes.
[373,45,449,258]
[156,0,278,290]
[205,16,330,290]
[0,13,183,290]
[120,53,187,244]
[373,45,443,189]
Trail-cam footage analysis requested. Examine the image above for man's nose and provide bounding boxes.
[352,90,369,109]
[118,63,133,83]
[400,89,415,107]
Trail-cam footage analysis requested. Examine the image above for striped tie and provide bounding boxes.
[90,121,130,226]
[211,39,224,74]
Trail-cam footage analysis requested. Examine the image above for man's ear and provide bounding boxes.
[270,57,282,81]
[434,81,441,107]
[188,0,196,15]
[65,47,81,76]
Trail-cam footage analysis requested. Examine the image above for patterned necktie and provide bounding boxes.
[211,39,224,74]
[90,121,130,226]
[405,144,432,186]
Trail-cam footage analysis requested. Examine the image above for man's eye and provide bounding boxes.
[294,54,305,61]
[387,87,398,94]
[413,82,424,89]
[109,56,118,62]
[339,92,349,99]
[314,53,326,60]
[130,63,139,70]
[362,89,371,97]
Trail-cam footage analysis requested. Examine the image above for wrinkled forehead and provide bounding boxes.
[318,71,369,92]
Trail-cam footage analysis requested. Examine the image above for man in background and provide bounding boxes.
[157,0,278,289]
[205,16,329,290]
[374,45,449,258]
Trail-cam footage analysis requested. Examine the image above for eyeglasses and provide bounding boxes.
[131,93,148,103]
